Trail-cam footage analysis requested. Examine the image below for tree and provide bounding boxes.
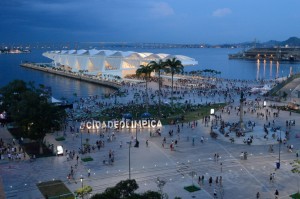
[90,179,161,199]
[282,91,288,100]
[149,59,165,117]
[136,63,153,113]
[164,58,184,106]
[75,185,93,198]
[291,159,300,194]
[0,80,66,154]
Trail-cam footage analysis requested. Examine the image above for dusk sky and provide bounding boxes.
[1,0,300,44]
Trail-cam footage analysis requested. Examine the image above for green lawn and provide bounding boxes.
[55,136,66,141]
[290,192,300,199]
[37,180,74,199]
[99,103,226,125]
[81,156,93,162]
[184,185,201,192]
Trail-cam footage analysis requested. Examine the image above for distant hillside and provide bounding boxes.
[260,37,300,47]
[261,40,281,46]
[226,37,300,48]
[280,37,300,46]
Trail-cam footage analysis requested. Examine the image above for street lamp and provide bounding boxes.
[278,130,281,169]
[80,126,83,154]
[127,141,132,179]
[134,113,139,148]
[114,89,119,105]
[80,175,84,199]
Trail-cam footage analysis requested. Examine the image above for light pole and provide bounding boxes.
[127,141,131,179]
[134,113,139,148]
[278,130,281,169]
[114,89,119,105]
[80,175,84,199]
[80,126,83,153]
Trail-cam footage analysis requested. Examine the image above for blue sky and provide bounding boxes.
[1,0,299,44]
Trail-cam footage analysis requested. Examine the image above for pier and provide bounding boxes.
[229,47,300,61]
[20,62,121,89]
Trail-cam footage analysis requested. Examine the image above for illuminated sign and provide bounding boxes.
[80,120,162,129]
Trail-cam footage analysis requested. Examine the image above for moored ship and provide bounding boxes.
[229,47,300,61]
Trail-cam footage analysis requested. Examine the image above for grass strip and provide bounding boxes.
[55,137,65,141]
[37,180,73,199]
[81,156,93,162]
[184,185,201,192]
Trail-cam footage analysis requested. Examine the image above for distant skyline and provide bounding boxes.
[1,0,300,45]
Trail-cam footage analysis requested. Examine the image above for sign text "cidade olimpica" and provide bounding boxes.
[80,120,162,129]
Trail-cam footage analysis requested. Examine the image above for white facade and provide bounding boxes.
[43,49,198,78]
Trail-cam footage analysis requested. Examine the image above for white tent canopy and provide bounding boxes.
[43,49,198,78]
[51,97,62,104]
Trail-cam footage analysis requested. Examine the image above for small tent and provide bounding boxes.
[51,97,62,104]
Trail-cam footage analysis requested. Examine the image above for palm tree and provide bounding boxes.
[136,63,153,113]
[149,59,165,117]
[164,57,183,106]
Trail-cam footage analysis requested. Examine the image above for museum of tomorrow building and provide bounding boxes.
[43,49,198,78]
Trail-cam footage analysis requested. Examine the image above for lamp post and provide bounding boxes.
[80,126,83,154]
[127,141,131,179]
[80,175,84,199]
[114,89,119,105]
[134,113,139,148]
[278,130,281,169]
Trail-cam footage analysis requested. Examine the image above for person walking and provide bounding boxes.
[275,189,279,199]
[209,177,213,186]
[270,173,273,183]
[213,188,217,198]
[88,169,91,177]
[256,192,260,198]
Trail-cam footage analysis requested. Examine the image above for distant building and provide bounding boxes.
[43,49,197,78]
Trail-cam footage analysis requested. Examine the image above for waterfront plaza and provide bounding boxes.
[1,77,300,199]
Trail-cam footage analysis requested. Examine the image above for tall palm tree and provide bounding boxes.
[164,57,183,106]
[136,63,153,113]
[149,59,165,117]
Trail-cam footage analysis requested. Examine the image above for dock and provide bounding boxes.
[229,47,300,61]
[20,63,121,90]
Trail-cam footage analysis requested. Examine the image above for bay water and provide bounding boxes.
[1,48,299,101]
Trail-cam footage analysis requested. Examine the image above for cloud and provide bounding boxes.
[212,8,232,17]
[150,2,175,17]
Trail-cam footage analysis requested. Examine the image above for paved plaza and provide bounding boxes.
[1,99,300,199]
[1,77,300,199]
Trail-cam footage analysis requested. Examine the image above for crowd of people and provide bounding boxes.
[0,75,294,198]
[0,135,26,161]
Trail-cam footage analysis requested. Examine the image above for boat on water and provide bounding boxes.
[228,47,300,61]
[0,49,31,54]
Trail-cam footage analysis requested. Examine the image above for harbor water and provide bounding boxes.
[1,48,300,101]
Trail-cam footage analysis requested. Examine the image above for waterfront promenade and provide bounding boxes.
[20,63,121,90]
[1,75,300,199]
